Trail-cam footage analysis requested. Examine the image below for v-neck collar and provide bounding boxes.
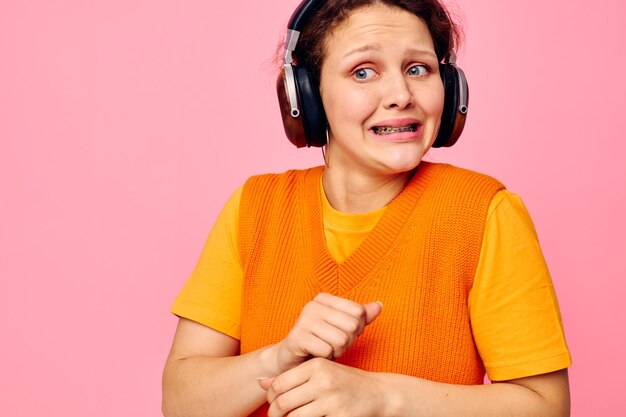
[300,162,439,295]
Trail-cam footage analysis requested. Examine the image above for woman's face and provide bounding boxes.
[319,4,445,177]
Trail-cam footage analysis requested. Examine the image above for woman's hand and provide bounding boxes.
[269,293,383,375]
[259,358,392,417]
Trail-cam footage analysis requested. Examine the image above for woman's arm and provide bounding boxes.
[261,358,570,417]
[385,367,570,417]
[162,294,383,417]
[162,318,272,417]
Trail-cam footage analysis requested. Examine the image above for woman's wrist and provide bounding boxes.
[370,372,409,417]
[257,343,282,377]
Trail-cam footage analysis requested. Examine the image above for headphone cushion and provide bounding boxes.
[434,64,459,148]
[276,69,308,148]
[294,65,328,147]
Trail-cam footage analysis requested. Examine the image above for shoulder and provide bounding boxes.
[242,166,322,193]
[422,162,505,189]
[417,162,506,207]
[240,166,323,209]
[238,165,322,224]
[237,166,322,267]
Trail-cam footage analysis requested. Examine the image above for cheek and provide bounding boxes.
[343,93,377,124]
[422,82,445,118]
[322,85,377,126]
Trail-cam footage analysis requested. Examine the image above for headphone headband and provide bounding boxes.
[288,0,327,30]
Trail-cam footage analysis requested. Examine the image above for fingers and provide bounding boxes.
[277,294,384,371]
[268,384,316,417]
[313,293,382,336]
[363,301,383,325]
[266,362,312,404]
[310,319,351,358]
[304,294,382,358]
[313,292,365,317]
[266,360,323,416]
[308,305,361,357]
[283,327,335,360]
[266,359,383,417]
[257,376,274,391]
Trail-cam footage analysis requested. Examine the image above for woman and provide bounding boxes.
[162,1,572,416]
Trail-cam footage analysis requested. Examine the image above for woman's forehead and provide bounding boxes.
[323,5,436,58]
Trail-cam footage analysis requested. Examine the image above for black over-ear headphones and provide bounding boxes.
[276,0,469,148]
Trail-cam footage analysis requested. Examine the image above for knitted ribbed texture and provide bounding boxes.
[238,162,504,416]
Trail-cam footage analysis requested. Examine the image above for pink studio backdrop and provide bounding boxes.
[1,0,624,415]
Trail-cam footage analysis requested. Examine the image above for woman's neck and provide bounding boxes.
[321,165,414,214]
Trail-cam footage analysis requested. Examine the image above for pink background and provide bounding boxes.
[1,0,624,415]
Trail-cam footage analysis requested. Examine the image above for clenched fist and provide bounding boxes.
[268,293,383,374]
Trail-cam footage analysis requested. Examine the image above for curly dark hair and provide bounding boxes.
[289,0,462,82]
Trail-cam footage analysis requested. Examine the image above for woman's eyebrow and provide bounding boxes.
[342,44,381,59]
[342,45,437,61]
[404,47,438,60]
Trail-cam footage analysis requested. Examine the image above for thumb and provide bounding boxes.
[363,301,383,325]
[257,376,275,391]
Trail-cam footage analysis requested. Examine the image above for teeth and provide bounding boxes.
[372,124,417,134]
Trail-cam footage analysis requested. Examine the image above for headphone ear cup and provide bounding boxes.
[433,64,468,148]
[293,65,328,147]
[276,68,308,148]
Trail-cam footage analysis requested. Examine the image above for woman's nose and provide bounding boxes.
[382,73,414,110]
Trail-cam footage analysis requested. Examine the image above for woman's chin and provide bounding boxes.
[372,147,427,174]
[372,156,425,176]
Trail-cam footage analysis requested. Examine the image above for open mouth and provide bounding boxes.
[371,123,418,135]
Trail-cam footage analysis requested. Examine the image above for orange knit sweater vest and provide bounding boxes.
[238,162,504,416]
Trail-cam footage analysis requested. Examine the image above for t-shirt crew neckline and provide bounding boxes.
[319,176,386,231]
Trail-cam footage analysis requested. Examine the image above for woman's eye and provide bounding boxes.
[353,68,376,80]
[407,64,429,77]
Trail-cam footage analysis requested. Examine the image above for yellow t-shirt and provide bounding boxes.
[172,184,571,382]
